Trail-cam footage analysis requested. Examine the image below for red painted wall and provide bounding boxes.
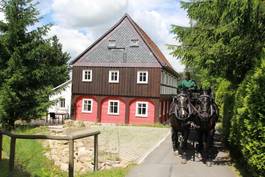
[75,96,97,122]
[101,97,126,124]
[129,99,155,125]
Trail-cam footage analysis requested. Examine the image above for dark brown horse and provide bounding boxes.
[169,89,196,163]
[196,89,219,166]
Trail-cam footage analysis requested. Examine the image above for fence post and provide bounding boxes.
[68,139,74,177]
[9,136,16,177]
[94,134,98,171]
[0,132,2,161]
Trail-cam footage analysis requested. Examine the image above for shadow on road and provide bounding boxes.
[182,130,232,166]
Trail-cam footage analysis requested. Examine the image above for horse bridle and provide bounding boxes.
[197,94,214,118]
[173,93,193,120]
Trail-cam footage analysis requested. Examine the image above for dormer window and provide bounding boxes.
[130,39,139,47]
[108,39,116,48]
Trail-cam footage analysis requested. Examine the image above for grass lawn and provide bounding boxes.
[78,165,134,177]
[0,126,131,177]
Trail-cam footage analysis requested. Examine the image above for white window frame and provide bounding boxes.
[108,100,120,115]
[82,70,92,82]
[136,101,148,117]
[108,70,119,83]
[82,99,93,113]
[59,98,65,108]
[137,71,148,84]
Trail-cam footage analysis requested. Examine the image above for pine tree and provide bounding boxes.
[171,0,265,85]
[0,0,70,129]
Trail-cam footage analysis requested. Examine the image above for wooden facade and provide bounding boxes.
[72,66,161,98]
[70,14,179,125]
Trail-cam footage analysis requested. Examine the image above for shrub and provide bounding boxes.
[215,78,235,138]
[229,60,265,177]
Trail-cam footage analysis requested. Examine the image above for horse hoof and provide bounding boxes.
[181,158,187,164]
[206,161,212,167]
[174,150,179,156]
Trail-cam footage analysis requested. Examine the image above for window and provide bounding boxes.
[136,102,148,117]
[108,39,116,49]
[108,100,119,115]
[82,99,93,113]
[59,98,65,108]
[82,70,92,82]
[137,71,148,84]
[130,39,139,47]
[109,70,119,83]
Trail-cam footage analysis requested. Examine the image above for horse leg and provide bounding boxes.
[201,132,209,163]
[171,127,179,155]
[196,130,203,161]
[206,129,215,166]
[181,127,189,164]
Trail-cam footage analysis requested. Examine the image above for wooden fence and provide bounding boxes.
[0,130,100,177]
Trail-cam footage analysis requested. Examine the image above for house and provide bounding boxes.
[48,80,72,118]
[69,14,179,125]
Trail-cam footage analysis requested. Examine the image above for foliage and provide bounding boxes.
[171,0,265,176]
[229,59,265,177]
[215,78,231,120]
[0,0,70,129]
[170,0,265,85]
[214,78,235,138]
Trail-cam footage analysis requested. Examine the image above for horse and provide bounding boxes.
[196,89,219,166]
[169,89,196,163]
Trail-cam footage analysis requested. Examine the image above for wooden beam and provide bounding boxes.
[68,139,74,177]
[154,99,160,123]
[94,134,99,171]
[1,131,100,141]
[9,137,16,177]
[125,99,130,124]
[96,96,103,123]
[161,100,164,123]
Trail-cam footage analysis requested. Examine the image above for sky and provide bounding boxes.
[1,0,190,72]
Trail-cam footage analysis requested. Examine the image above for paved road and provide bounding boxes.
[127,134,237,177]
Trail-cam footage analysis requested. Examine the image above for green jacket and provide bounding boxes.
[177,79,197,90]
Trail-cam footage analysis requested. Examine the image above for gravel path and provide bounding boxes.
[89,125,170,163]
[126,133,238,177]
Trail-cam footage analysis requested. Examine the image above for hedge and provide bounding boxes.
[229,60,265,177]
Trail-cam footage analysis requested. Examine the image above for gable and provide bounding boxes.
[74,17,161,67]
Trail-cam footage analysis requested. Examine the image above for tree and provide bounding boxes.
[171,0,265,85]
[0,0,70,129]
[170,1,265,176]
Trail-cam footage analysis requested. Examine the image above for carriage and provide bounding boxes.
[169,88,219,166]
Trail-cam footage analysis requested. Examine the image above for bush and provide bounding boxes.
[229,60,265,177]
[215,78,235,138]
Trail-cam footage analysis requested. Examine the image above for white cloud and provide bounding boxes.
[49,25,93,58]
[127,1,188,72]
[47,0,187,71]
[52,0,128,27]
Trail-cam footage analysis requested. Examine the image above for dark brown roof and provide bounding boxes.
[70,13,178,76]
